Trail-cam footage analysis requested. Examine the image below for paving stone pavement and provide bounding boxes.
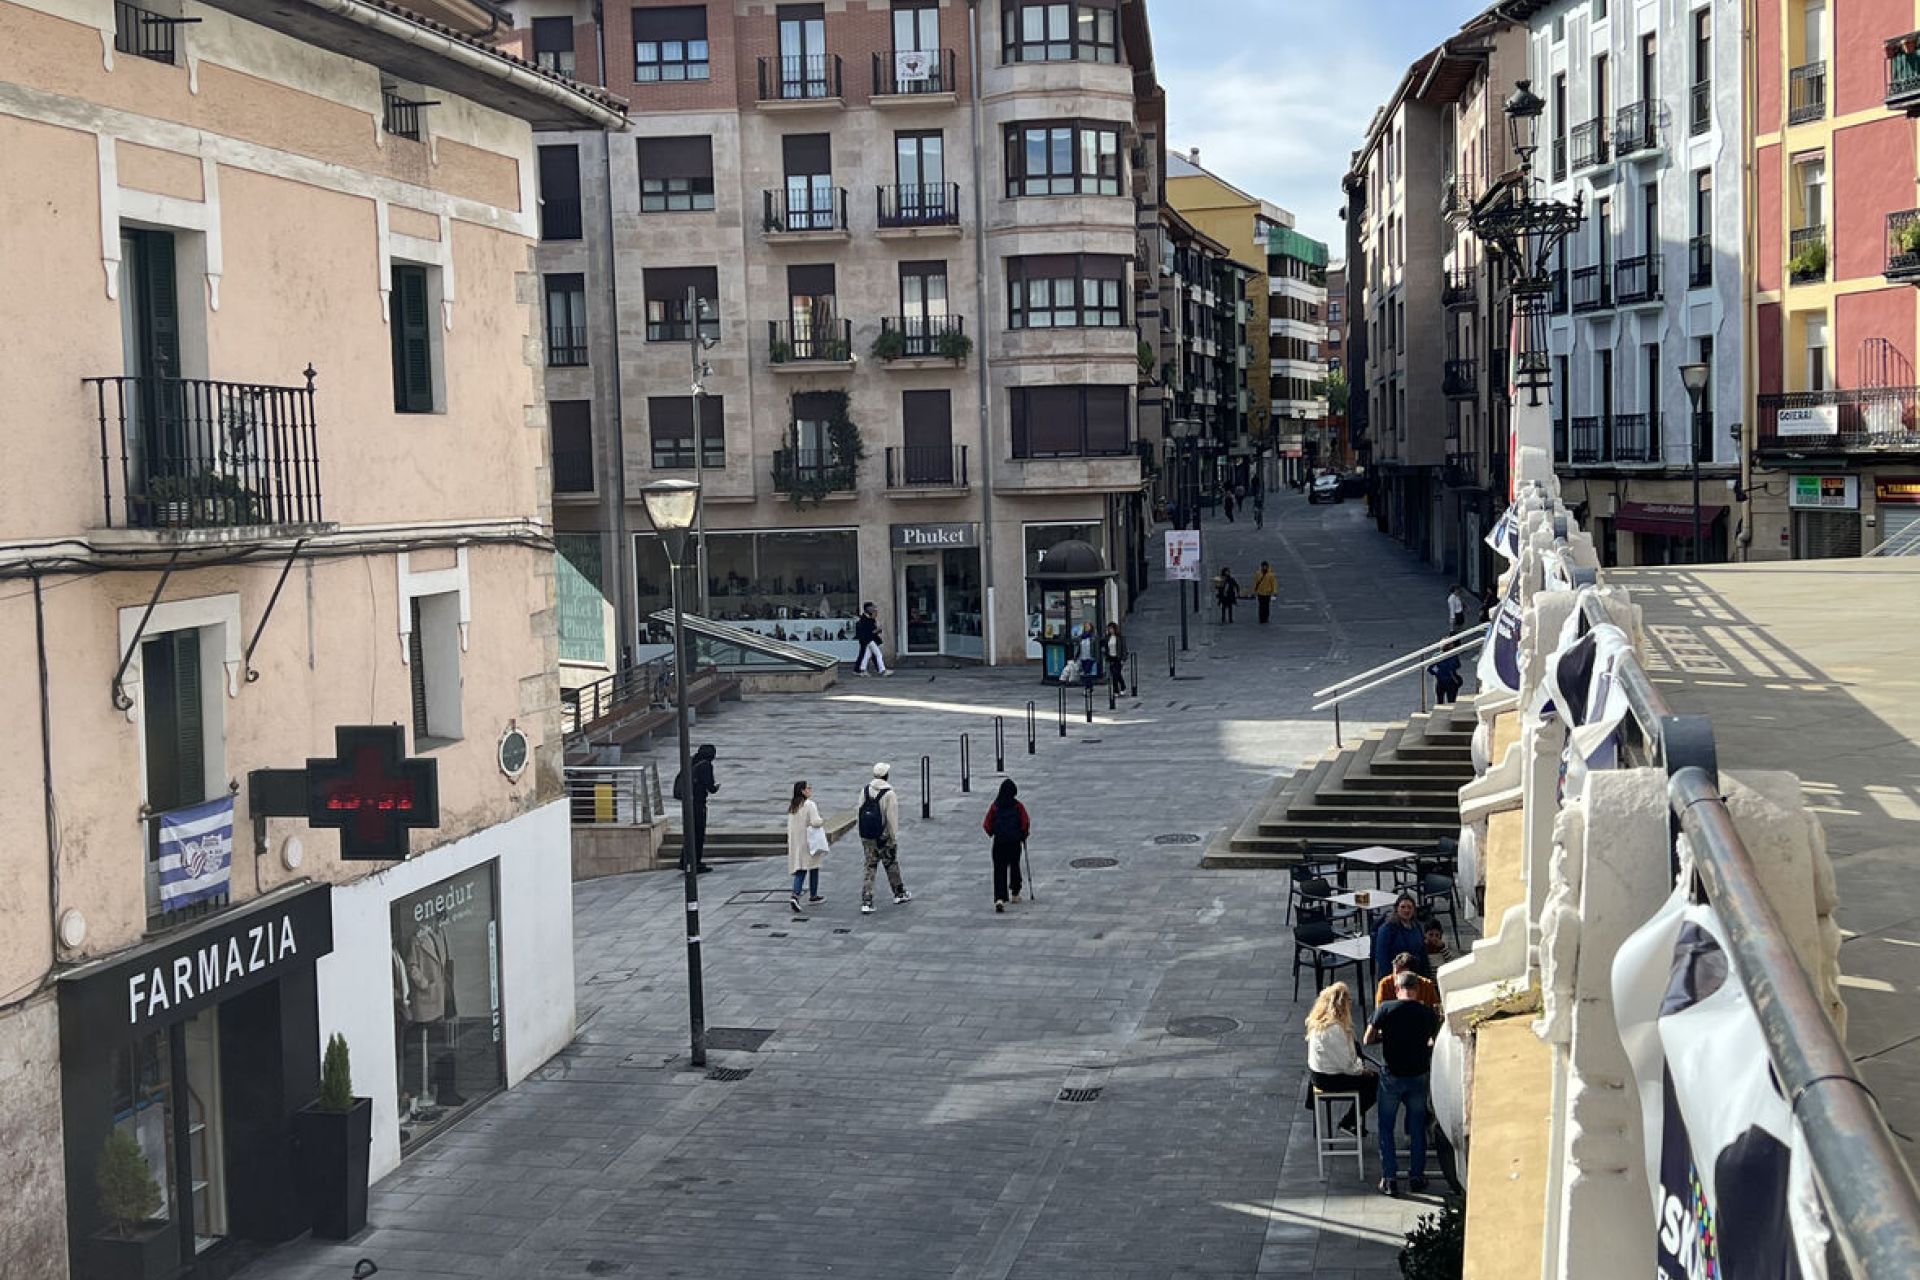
[240,494,1473,1280]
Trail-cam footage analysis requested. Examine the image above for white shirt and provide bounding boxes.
[1306,1025,1367,1076]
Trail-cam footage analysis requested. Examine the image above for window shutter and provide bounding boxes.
[171,630,205,807]
[139,231,182,381]
[142,629,206,821]
[409,597,430,739]
[391,266,433,412]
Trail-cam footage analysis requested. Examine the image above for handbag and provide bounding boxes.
[1059,658,1080,685]
[806,825,831,856]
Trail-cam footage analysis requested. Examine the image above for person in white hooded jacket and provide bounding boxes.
[856,762,912,914]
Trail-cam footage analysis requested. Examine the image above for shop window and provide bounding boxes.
[392,865,503,1150]
[638,136,716,212]
[407,591,462,746]
[644,267,720,342]
[648,395,725,470]
[633,5,709,82]
[389,262,441,413]
[633,529,862,658]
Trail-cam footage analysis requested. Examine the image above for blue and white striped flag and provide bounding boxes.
[158,795,233,910]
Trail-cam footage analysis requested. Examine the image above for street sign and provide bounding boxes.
[1165,529,1201,582]
[250,724,440,863]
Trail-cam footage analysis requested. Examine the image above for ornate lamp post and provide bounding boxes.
[1679,362,1711,563]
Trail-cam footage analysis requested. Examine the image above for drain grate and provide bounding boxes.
[768,931,789,938]
[706,1066,753,1082]
[1167,1015,1241,1038]
[1153,833,1202,845]
[832,928,852,934]
[1070,856,1119,869]
[705,1027,776,1053]
[1057,1086,1103,1103]
[726,890,795,906]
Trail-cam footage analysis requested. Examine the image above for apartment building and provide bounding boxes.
[1747,0,1920,557]
[1266,224,1330,489]
[1157,206,1253,498]
[1348,75,1448,564]
[1516,0,1745,566]
[510,0,1162,668]
[0,1,619,1273]
[1340,172,1372,472]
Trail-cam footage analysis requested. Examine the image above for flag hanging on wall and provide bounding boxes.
[157,794,234,910]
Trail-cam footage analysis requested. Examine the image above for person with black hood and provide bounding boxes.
[981,779,1031,912]
[674,743,719,873]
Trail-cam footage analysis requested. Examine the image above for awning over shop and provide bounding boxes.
[1613,501,1726,537]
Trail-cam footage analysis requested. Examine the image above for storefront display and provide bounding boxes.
[390,865,503,1151]
[889,524,982,659]
[634,529,862,659]
[1023,522,1103,658]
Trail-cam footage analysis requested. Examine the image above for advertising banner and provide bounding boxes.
[1165,529,1201,582]
[1777,404,1839,437]
[1789,475,1858,510]
[1476,570,1524,694]
[894,48,932,82]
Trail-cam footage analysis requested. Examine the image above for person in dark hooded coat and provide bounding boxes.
[982,778,1031,912]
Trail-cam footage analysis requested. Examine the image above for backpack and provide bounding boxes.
[672,770,685,802]
[993,803,1023,842]
[857,786,886,840]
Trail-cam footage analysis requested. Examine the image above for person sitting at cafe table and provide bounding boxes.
[1372,894,1430,981]
[1374,952,1441,1012]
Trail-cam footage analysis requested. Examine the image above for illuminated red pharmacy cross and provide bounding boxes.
[304,725,439,861]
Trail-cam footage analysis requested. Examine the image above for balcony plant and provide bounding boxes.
[1137,339,1156,379]
[1789,238,1827,280]
[935,328,972,364]
[292,1032,373,1240]
[85,1129,174,1280]
[821,335,853,362]
[1898,220,1920,256]
[770,338,792,364]
[1397,1196,1465,1279]
[779,389,864,507]
[871,327,907,361]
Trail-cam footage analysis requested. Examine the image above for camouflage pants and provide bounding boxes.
[861,838,905,903]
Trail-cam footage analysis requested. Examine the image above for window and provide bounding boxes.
[1006,255,1125,328]
[1594,53,1609,121]
[532,16,576,79]
[894,0,938,53]
[538,146,582,241]
[898,260,950,352]
[408,591,463,744]
[638,136,715,212]
[634,6,709,82]
[1001,0,1116,63]
[1640,33,1657,100]
[782,133,837,229]
[1004,121,1121,196]
[1691,8,1712,134]
[1793,154,1826,228]
[545,273,588,366]
[644,267,720,342]
[1396,300,1405,354]
[390,263,437,413]
[648,395,725,469]
[1008,385,1131,457]
[901,390,955,481]
[142,628,209,816]
[1692,169,1713,287]
[1328,298,1342,325]
[1595,0,1608,19]
[551,400,594,494]
[1804,313,1828,391]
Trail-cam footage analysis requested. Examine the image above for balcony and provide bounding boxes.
[875,182,961,236]
[1613,100,1659,158]
[83,371,327,534]
[553,436,594,495]
[1569,415,1605,464]
[1442,359,1477,399]
[875,314,969,364]
[1689,235,1713,289]
[871,49,957,101]
[1441,271,1477,309]
[1887,37,1920,112]
[1444,451,1480,488]
[1610,412,1660,463]
[1571,264,1612,313]
[1440,176,1474,221]
[382,90,425,141]
[1789,225,1827,284]
[547,323,588,366]
[1614,252,1662,307]
[763,187,849,239]
[1551,136,1567,182]
[884,445,969,491]
[1552,266,1570,314]
[1887,210,1920,283]
[1691,80,1711,135]
[114,0,185,64]
[1789,61,1826,124]
[1569,118,1610,171]
[772,447,858,496]
[756,54,844,108]
[1756,387,1920,454]
[769,318,854,369]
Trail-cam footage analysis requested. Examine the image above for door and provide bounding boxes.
[181,1009,229,1253]
[900,557,942,654]
[778,4,827,97]
[788,264,836,357]
[898,262,949,353]
[782,134,834,230]
[1793,509,1858,559]
[122,228,186,495]
[901,389,954,482]
[894,131,946,223]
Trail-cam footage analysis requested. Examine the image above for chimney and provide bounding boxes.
[1188,146,1200,165]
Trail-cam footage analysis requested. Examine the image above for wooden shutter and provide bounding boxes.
[141,629,206,822]
[133,230,182,381]
[391,265,434,413]
[902,390,952,450]
[409,597,430,739]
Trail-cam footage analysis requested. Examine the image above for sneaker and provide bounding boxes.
[995,901,1006,913]
[789,896,803,914]
[880,670,894,678]
[1010,893,1022,904]
[1409,1177,1430,1194]
[1377,1179,1398,1198]
[860,902,875,914]
[893,890,913,904]
[809,895,825,904]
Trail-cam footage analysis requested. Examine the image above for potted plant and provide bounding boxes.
[871,327,906,361]
[293,1033,373,1240]
[1899,220,1920,257]
[1137,339,1156,379]
[1398,1197,1464,1279]
[935,328,973,364]
[85,1129,175,1280]
[822,336,852,362]
[1789,238,1827,280]
[770,338,792,364]
[141,474,199,529]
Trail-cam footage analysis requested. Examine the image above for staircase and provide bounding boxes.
[1202,699,1475,869]
[659,811,859,865]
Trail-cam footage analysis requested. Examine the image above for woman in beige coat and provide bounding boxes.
[787,780,827,913]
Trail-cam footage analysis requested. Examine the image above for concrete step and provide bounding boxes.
[1364,758,1471,779]
[661,812,858,860]
[1284,790,1458,819]
[1254,818,1457,843]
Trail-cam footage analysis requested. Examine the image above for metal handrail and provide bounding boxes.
[1312,622,1489,702]
[565,763,665,826]
[1869,519,1920,557]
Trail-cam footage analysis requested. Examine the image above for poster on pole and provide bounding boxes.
[1165,529,1200,582]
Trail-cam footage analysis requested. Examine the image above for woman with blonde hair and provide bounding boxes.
[1304,982,1377,1132]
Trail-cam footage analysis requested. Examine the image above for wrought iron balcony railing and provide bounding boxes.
[1615,252,1662,305]
[1789,224,1827,284]
[114,0,188,64]
[1689,234,1713,289]
[547,324,588,366]
[878,314,967,361]
[764,187,848,234]
[871,48,956,96]
[1789,61,1826,124]
[552,437,594,494]
[884,445,969,489]
[772,446,858,494]
[1571,264,1612,313]
[1887,209,1920,282]
[1887,37,1920,110]
[1756,387,1920,453]
[83,370,325,530]
[1614,100,1658,155]
[758,53,843,102]
[1569,415,1605,464]
[1610,411,1660,463]
[769,317,854,364]
[1570,118,1610,170]
[1441,271,1476,308]
[876,182,960,229]
[382,90,426,140]
[1442,359,1477,398]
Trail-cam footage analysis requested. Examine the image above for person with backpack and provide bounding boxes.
[673,743,719,874]
[982,779,1031,912]
[856,762,911,914]
[854,602,891,677]
[1216,568,1240,624]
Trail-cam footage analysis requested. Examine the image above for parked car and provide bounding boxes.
[1337,472,1368,498]
[1308,473,1343,504]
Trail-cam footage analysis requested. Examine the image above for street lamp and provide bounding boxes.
[641,478,708,1069]
[1679,362,1711,564]
[1503,79,1545,168]
[687,286,718,616]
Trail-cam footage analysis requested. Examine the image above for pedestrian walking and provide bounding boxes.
[1252,490,1265,529]
[855,763,912,914]
[982,778,1031,912]
[1253,561,1278,624]
[673,743,719,873]
[1104,621,1129,696]
[854,602,892,676]
[1223,489,1236,522]
[1076,626,1098,692]
[1216,568,1239,623]
[1428,650,1464,705]
[1446,585,1469,634]
[786,780,827,912]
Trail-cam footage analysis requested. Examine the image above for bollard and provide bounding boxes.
[994,716,1006,772]
[920,755,931,819]
[1167,634,1176,680]
[1057,683,1067,737]
[1084,683,1094,724]
[1027,700,1037,754]
[1131,651,1140,699]
[1108,672,1116,711]
[960,733,971,794]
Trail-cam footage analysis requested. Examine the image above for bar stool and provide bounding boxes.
[1310,1086,1366,1179]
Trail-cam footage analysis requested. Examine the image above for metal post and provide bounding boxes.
[1108,671,1116,711]
[666,541,706,1069]
[1690,400,1704,563]
[1084,683,1094,724]
[1130,651,1139,698]
[920,755,931,819]
[960,733,971,793]
[1333,702,1343,749]
[994,716,1005,772]
[1057,683,1067,737]
[1026,700,1036,754]
[1179,573,1189,652]
[1168,634,1176,678]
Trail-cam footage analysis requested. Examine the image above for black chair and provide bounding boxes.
[1286,861,1345,922]
[1292,919,1370,1013]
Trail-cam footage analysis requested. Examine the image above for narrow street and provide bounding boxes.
[242,495,1461,1280]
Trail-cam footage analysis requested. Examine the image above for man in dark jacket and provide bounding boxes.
[676,743,719,873]
[854,602,891,676]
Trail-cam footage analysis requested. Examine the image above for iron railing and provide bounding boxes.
[876,182,961,229]
[114,0,187,63]
[1887,38,1920,108]
[769,317,853,364]
[764,187,848,234]
[1690,79,1711,134]
[540,196,582,242]
[1441,271,1476,308]
[1442,359,1477,398]
[565,763,665,826]
[878,314,967,360]
[83,371,325,530]
[1610,411,1659,463]
[1443,451,1479,488]
[547,324,588,367]
[1571,264,1611,312]
[1569,415,1606,464]
[1615,252,1662,305]
[382,90,426,140]
[1570,117,1609,170]
[1886,209,1920,281]
[758,53,843,102]
[1789,60,1827,124]
[1689,234,1712,288]
[1790,224,1828,283]
[552,436,594,494]
[1613,100,1657,154]
[872,48,955,96]
[1756,387,1920,453]
[884,445,969,489]
[772,446,858,494]
[561,657,673,739]
[1309,623,1489,742]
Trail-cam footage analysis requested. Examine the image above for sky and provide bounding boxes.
[1155,0,1490,253]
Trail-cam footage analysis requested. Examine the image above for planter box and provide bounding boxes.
[80,1222,177,1280]
[293,1097,372,1240]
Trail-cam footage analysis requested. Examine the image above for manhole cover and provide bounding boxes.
[585,970,636,985]
[705,1027,776,1052]
[1167,1015,1241,1038]
[1057,1086,1103,1103]
[1154,833,1202,845]
[1070,856,1119,869]
[706,1066,753,1082]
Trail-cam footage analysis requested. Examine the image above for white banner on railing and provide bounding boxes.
[894,48,932,83]
[1476,570,1524,693]
[1541,615,1636,793]
[1613,886,1833,1280]
[1485,505,1521,561]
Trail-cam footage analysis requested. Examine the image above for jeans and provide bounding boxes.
[790,868,819,899]
[1257,595,1272,624]
[861,838,905,904]
[1377,1071,1428,1182]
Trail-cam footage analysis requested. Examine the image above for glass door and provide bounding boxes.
[778,4,827,98]
[942,551,983,659]
[899,262,948,354]
[900,557,942,653]
[182,1010,228,1253]
[894,132,945,225]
